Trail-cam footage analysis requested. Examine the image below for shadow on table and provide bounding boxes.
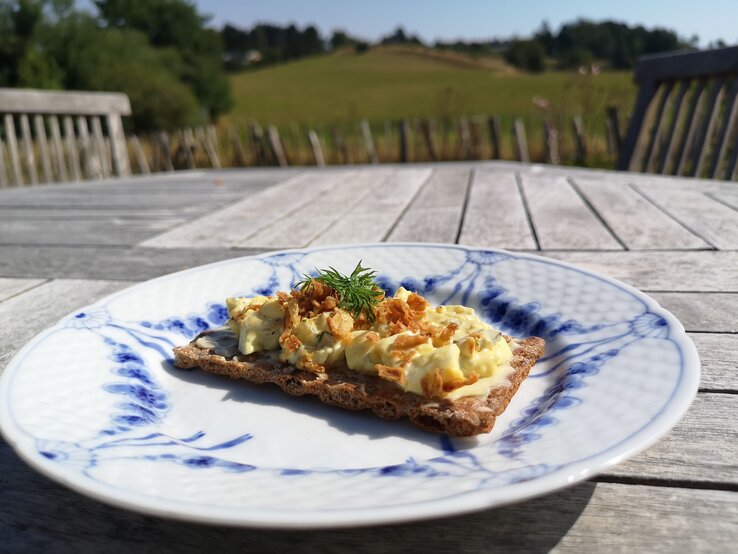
[1,436,593,553]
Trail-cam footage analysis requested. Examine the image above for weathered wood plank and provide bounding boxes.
[513,117,529,162]
[603,394,737,484]
[540,251,738,292]
[0,462,733,554]
[688,333,738,391]
[0,216,186,246]
[0,88,130,115]
[709,79,738,179]
[650,292,738,332]
[62,116,81,181]
[0,245,266,281]
[386,168,469,243]
[129,135,150,174]
[307,130,325,166]
[0,139,8,187]
[139,171,350,248]
[0,279,129,370]
[106,113,131,176]
[691,79,725,177]
[519,174,622,250]
[458,169,536,249]
[657,80,690,174]
[360,120,378,164]
[267,125,287,167]
[0,277,46,303]
[90,116,110,178]
[236,170,391,248]
[635,185,738,249]
[619,80,657,171]
[18,114,38,185]
[4,114,22,186]
[33,115,53,183]
[675,80,707,175]
[487,116,502,160]
[573,178,709,250]
[309,168,433,245]
[641,81,674,172]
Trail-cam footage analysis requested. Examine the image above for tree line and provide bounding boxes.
[0,1,703,133]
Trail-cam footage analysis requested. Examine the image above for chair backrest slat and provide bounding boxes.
[63,115,82,181]
[642,81,675,172]
[674,79,707,176]
[691,78,725,177]
[4,114,22,186]
[48,116,68,182]
[710,80,738,179]
[33,115,53,183]
[619,46,738,180]
[657,80,690,174]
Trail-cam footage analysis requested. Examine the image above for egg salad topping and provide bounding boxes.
[225,267,514,400]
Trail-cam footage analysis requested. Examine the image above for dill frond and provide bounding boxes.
[296,261,384,320]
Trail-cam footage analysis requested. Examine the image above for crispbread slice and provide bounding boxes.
[173,330,544,437]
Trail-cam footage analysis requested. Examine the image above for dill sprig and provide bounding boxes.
[296,261,384,320]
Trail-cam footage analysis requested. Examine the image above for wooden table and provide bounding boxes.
[1,162,736,552]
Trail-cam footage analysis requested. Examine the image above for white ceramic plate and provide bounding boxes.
[0,244,699,528]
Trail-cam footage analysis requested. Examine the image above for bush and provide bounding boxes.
[504,40,546,72]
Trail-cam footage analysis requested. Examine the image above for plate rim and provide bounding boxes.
[0,242,701,528]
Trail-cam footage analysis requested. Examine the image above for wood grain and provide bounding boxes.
[386,167,469,243]
[458,169,537,249]
[236,170,391,248]
[541,251,738,292]
[650,292,738,332]
[0,277,46,302]
[310,168,432,245]
[140,171,352,248]
[689,333,738,391]
[632,185,738,250]
[519,174,623,250]
[602,394,737,484]
[573,178,709,250]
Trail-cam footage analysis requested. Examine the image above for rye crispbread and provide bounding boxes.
[173,328,544,437]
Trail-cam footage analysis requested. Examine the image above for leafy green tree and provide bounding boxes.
[94,0,231,118]
[504,40,546,72]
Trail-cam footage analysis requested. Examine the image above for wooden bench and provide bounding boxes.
[0,88,132,186]
[618,46,738,180]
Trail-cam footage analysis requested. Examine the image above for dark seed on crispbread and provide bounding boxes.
[173,333,545,437]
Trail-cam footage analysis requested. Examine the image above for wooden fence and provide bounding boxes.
[0,110,626,186]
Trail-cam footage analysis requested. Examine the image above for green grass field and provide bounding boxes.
[227,46,635,127]
[222,47,636,166]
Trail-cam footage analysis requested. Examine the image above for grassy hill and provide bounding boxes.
[226,46,635,127]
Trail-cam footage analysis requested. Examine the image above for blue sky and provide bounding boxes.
[196,0,735,46]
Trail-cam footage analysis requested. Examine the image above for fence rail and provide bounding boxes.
[0,108,639,187]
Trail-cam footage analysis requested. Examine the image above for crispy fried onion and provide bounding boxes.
[420,368,480,398]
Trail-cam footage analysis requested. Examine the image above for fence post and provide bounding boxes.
[360,120,378,164]
[458,116,472,160]
[487,116,502,160]
[513,117,530,163]
[606,107,622,157]
[130,135,150,174]
[229,126,247,167]
[572,116,587,164]
[544,118,559,164]
[419,119,438,161]
[398,119,409,163]
[267,125,288,167]
[308,129,325,166]
[248,122,266,165]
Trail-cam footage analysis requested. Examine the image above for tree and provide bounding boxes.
[504,40,546,72]
[94,0,232,118]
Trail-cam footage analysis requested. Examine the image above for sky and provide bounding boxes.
[196,0,735,46]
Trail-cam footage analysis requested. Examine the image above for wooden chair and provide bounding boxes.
[618,46,738,180]
[0,88,132,186]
